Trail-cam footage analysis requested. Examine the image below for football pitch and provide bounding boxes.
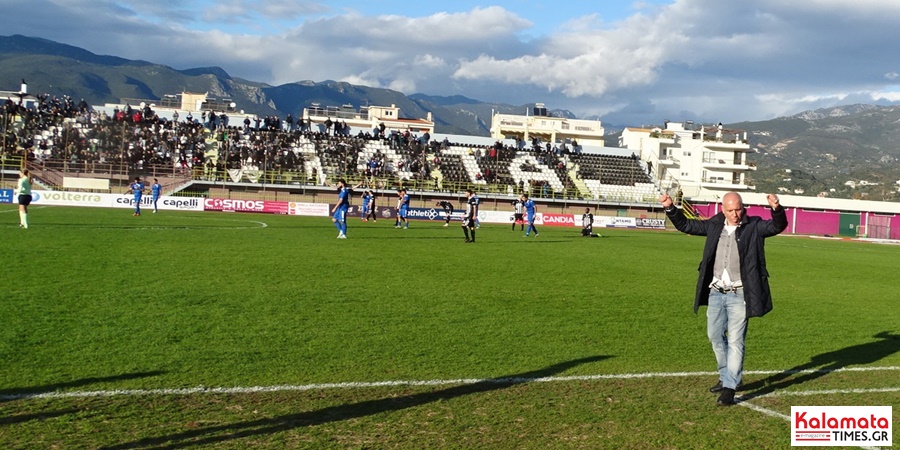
[1,204,897,449]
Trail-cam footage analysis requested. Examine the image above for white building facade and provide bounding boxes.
[620,121,756,201]
[490,103,605,147]
[302,103,434,135]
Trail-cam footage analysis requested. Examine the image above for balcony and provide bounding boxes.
[701,159,756,171]
[648,131,676,144]
[700,178,755,190]
[658,156,680,166]
[702,139,751,151]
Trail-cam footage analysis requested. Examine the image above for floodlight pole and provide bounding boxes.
[64,122,70,174]
[120,120,127,182]
[1,108,6,185]
[2,107,7,159]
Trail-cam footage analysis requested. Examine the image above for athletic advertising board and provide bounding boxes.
[0,189,13,204]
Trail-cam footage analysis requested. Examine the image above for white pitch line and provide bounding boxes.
[737,402,883,450]
[737,388,898,450]
[737,401,790,420]
[3,366,899,401]
[756,386,900,397]
[0,205,47,213]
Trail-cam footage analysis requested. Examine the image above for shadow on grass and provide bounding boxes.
[351,235,463,240]
[101,355,612,449]
[741,331,900,400]
[0,371,166,402]
[0,371,165,427]
[0,408,81,426]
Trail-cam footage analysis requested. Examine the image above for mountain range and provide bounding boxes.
[2,34,900,199]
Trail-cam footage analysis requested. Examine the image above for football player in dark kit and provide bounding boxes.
[462,189,477,243]
[436,200,454,226]
[362,190,377,222]
[511,196,525,231]
[582,207,600,237]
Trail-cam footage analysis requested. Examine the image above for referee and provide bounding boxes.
[512,196,525,231]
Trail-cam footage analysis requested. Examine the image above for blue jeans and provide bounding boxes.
[707,290,748,390]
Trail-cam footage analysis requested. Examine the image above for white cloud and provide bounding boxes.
[870,90,900,102]
[454,11,668,97]
[7,0,900,124]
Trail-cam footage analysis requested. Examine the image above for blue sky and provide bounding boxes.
[173,1,667,37]
[3,0,900,126]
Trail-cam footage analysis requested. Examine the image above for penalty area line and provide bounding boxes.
[3,366,899,401]
[737,388,898,450]
[0,205,48,214]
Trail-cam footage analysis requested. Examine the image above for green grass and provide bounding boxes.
[0,204,898,449]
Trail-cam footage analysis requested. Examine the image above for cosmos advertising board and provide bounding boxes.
[0,189,13,204]
[203,198,290,214]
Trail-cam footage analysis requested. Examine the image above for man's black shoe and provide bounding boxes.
[716,388,736,406]
[709,381,743,393]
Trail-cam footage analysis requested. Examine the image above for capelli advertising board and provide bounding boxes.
[113,195,204,211]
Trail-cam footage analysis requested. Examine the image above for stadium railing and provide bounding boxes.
[0,155,24,188]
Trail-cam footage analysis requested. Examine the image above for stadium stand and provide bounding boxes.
[2,94,660,202]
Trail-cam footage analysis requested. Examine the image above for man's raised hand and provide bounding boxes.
[660,193,674,209]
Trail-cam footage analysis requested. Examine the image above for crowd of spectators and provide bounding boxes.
[1,93,448,187]
[1,92,618,199]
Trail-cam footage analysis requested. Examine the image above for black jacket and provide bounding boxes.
[666,205,788,317]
